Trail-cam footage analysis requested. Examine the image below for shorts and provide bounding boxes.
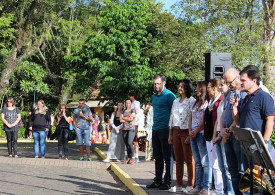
[76,128,91,146]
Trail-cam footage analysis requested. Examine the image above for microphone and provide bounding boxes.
[229,90,240,110]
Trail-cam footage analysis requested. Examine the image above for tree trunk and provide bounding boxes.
[0,48,18,99]
[262,0,275,100]
[59,74,76,104]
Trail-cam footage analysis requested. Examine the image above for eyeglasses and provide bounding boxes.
[226,76,237,85]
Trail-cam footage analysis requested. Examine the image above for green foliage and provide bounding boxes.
[175,0,266,73]
[12,61,50,94]
[0,11,15,55]
[67,0,187,104]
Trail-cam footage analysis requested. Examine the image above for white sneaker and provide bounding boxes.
[187,188,200,194]
[183,186,193,193]
[103,158,110,162]
[199,189,209,195]
[168,186,183,193]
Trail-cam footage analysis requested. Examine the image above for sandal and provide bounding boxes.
[123,159,129,164]
[128,159,134,164]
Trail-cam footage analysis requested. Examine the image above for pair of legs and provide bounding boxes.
[133,125,139,160]
[152,129,172,186]
[190,133,212,191]
[57,127,69,159]
[122,129,135,162]
[76,129,91,158]
[5,131,18,156]
[33,130,47,157]
[206,141,224,194]
[215,137,234,195]
[224,134,246,195]
[172,128,195,187]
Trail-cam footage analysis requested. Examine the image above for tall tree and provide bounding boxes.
[0,0,69,101]
[262,0,275,98]
[67,0,185,104]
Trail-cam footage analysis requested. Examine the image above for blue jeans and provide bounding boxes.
[215,139,234,195]
[224,134,246,195]
[33,131,47,157]
[190,133,212,190]
[152,129,172,185]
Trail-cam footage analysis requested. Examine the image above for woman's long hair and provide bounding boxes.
[193,81,207,109]
[179,79,193,98]
[35,100,47,114]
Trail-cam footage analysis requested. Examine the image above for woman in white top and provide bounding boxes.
[212,78,234,195]
[168,79,196,193]
[144,101,153,161]
[104,102,125,162]
[188,81,212,195]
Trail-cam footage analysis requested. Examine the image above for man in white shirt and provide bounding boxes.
[129,92,141,163]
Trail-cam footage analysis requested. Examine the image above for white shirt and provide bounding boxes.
[169,96,196,130]
[131,100,140,126]
[216,100,224,132]
[191,100,208,133]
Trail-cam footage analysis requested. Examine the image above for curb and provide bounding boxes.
[94,147,148,195]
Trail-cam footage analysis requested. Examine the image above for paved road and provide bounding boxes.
[0,141,131,195]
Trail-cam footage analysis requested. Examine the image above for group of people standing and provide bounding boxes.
[1,65,274,195]
[146,66,274,195]
[104,93,153,164]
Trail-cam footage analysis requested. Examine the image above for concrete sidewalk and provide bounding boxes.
[95,144,189,195]
[0,138,131,195]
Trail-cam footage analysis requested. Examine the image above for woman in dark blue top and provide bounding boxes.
[29,100,51,158]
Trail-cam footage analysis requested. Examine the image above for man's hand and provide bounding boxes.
[45,128,49,132]
[79,112,84,118]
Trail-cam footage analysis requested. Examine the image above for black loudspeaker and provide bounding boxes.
[205,52,232,82]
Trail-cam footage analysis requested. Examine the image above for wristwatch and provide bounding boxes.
[264,140,269,144]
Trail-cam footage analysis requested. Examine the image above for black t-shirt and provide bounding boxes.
[57,112,71,128]
[113,112,122,127]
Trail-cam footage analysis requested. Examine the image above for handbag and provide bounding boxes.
[68,130,76,141]
[69,120,74,131]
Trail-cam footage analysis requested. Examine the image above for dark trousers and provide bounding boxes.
[122,129,135,158]
[6,131,18,155]
[152,129,171,185]
[57,127,69,157]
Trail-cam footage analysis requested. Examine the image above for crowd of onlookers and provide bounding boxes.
[1,64,274,195]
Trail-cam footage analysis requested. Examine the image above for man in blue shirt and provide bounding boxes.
[73,99,93,161]
[223,68,247,195]
[232,65,275,148]
[146,74,176,190]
